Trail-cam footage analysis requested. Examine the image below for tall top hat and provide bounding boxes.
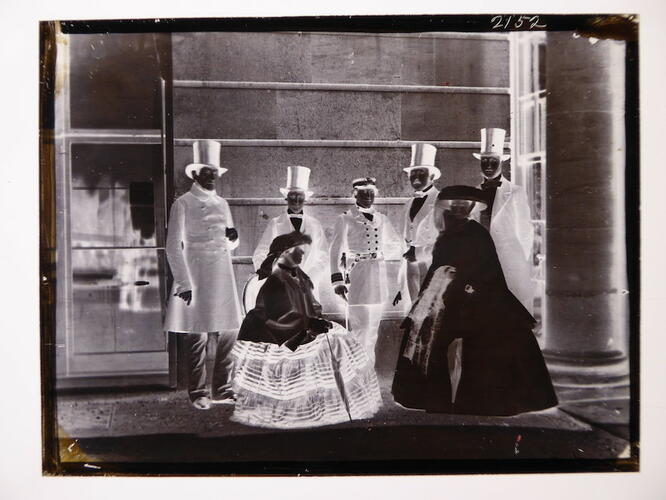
[403,143,441,180]
[472,128,511,161]
[185,140,228,179]
[279,166,313,197]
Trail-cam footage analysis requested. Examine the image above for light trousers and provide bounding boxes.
[405,260,430,303]
[347,304,384,368]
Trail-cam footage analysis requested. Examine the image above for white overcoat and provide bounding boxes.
[329,206,403,306]
[400,187,440,301]
[163,183,242,334]
[474,176,535,313]
[252,211,330,298]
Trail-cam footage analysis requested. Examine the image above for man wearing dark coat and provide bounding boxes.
[392,186,557,416]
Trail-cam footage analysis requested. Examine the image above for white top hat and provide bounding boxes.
[472,128,511,161]
[185,140,228,179]
[403,143,441,180]
[279,166,313,197]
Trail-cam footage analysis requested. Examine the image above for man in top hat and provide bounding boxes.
[395,143,441,304]
[473,128,534,313]
[252,166,329,300]
[330,177,402,368]
[163,139,243,410]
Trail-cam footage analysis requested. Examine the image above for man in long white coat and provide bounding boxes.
[252,166,329,301]
[330,177,402,368]
[164,140,242,410]
[397,143,441,304]
[473,128,535,313]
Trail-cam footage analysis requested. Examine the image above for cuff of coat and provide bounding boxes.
[227,236,240,251]
[331,272,344,285]
[173,280,192,295]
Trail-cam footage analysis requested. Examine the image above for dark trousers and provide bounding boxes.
[187,332,236,401]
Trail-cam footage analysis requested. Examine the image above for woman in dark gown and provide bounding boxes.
[392,186,557,416]
[231,231,382,429]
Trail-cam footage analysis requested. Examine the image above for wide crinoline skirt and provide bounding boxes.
[230,323,382,429]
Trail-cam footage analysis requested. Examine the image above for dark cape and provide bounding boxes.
[392,218,558,416]
[237,266,322,351]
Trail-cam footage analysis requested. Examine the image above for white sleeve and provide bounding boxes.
[382,215,404,261]
[165,199,192,294]
[402,201,411,245]
[514,187,534,261]
[252,219,274,272]
[329,215,347,285]
[311,219,330,274]
[414,210,438,264]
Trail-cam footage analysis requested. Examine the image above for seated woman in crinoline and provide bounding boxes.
[230,231,383,429]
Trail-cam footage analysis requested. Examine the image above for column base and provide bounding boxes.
[543,350,629,389]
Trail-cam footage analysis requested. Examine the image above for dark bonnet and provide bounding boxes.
[257,231,312,279]
[437,185,488,209]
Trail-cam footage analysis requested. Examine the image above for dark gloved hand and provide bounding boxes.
[334,284,348,302]
[257,268,270,280]
[308,317,332,334]
[402,246,417,262]
[400,317,413,331]
[225,227,239,241]
[176,290,192,306]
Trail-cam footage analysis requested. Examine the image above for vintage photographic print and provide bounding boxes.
[39,14,639,475]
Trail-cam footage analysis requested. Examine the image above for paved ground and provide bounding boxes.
[51,327,634,473]
[53,382,633,474]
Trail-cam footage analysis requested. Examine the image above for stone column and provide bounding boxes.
[543,32,629,392]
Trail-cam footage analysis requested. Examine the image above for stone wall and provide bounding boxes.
[170,31,511,315]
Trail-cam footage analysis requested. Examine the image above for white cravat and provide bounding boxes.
[413,184,434,199]
[190,182,217,200]
[356,205,376,214]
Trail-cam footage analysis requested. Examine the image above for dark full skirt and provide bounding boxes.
[392,323,558,416]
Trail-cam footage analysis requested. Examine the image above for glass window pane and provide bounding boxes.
[526,160,543,220]
[71,143,162,189]
[69,33,165,130]
[532,221,546,279]
[519,100,535,153]
[519,41,531,95]
[538,97,547,153]
[538,42,547,91]
[71,185,157,247]
[71,248,166,354]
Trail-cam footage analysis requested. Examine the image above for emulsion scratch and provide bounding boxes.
[84,463,101,470]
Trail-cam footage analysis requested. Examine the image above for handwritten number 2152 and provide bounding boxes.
[491,15,547,30]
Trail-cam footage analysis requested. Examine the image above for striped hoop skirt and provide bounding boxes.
[230,323,382,429]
